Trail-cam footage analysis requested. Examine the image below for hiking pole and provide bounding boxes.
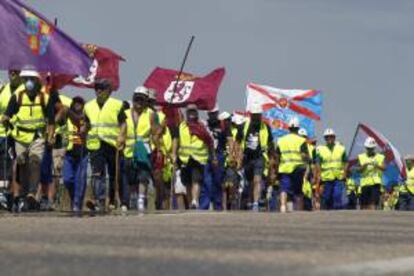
[115,149,121,210]
[168,36,195,211]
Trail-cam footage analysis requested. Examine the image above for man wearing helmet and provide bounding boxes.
[315,128,348,210]
[357,137,385,210]
[275,117,309,213]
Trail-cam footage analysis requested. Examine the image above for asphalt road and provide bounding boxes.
[0,211,413,276]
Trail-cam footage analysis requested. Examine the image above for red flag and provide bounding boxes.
[51,44,125,91]
[144,67,225,110]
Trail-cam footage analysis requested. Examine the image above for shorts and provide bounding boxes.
[223,167,240,188]
[52,148,66,175]
[243,156,265,181]
[360,184,381,206]
[181,158,204,187]
[15,138,45,165]
[279,167,306,196]
[123,158,151,186]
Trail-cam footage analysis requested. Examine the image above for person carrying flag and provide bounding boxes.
[398,155,414,211]
[275,117,309,213]
[172,104,217,209]
[241,103,274,212]
[84,79,127,212]
[357,137,385,210]
[1,70,56,212]
[315,128,348,210]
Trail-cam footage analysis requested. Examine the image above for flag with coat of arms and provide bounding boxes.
[246,83,323,139]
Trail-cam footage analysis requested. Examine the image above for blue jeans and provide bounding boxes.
[322,180,345,210]
[398,193,414,211]
[63,154,88,210]
[200,152,224,210]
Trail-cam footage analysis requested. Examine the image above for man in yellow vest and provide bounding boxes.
[0,70,23,210]
[62,96,88,212]
[172,104,217,209]
[123,86,159,211]
[315,128,348,210]
[242,103,274,212]
[398,155,414,211]
[358,137,385,210]
[275,117,309,213]
[1,70,56,212]
[84,79,127,212]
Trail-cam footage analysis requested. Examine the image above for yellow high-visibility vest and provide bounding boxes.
[277,133,306,174]
[178,121,209,165]
[124,108,153,158]
[12,90,49,144]
[59,94,72,108]
[242,121,270,162]
[404,167,414,194]
[317,143,346,181]
[66,118,83,151]
[84,97,123,150]
[0,83,24,137]
[346,178,356,195]
[358,153,385,187]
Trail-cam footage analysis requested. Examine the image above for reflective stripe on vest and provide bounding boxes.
[124,108,153,158]
[66,118,83,151]
[358,153,385,187]
[277,133,306,174]
[12,90,48,144]
[317,143,346,181]
[84,98,122,150]
[178,121,209,165]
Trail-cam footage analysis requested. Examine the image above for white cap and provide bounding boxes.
[20,70,40,78]
[231,114,246,125]
[148,88,157,100]
[288,117,300,128]
[209,103,219,113]
[364,137,377,148]
[134,86,149,97]
[323,128,336,137]
[298,128,308,137]
[218,111,231,120]
[250,102,262,114]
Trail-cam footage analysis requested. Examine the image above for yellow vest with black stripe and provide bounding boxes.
[402,167,414,194]
[84,97,123,150]
[0,83,24,137]
[358,153,385,187]
[54,94,73,145]
[242,121,270,162]
[66,118,83,151]
[124,108,153,159]
[178,121,209,165]
[277,133,306,174]
[317,143,346,182]
[12,90,49,144]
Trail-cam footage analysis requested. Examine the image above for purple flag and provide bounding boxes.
[0,0,91,75]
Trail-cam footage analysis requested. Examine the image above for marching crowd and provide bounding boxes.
[0,68,413,214]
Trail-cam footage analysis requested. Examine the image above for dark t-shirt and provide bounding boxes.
[243,123,273,159]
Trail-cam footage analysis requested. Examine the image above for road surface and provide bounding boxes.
[0,211,413,275]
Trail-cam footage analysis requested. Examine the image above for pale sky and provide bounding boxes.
[3,0,414,153]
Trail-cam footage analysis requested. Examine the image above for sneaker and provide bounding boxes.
[137,198,145,211]
[12,198,25,213]
[86,199,97,211]
[121,205,128,213]
[0,193,8,210]
[26,195,39,211]
[252,202,259,212]
[280,205,287,213]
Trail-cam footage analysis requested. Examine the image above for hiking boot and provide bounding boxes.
[86,199,97,211]
[26,194,39,211]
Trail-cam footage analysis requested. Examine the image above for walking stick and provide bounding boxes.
[115,149,121,209]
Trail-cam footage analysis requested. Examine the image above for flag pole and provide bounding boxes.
[169,35,195,211]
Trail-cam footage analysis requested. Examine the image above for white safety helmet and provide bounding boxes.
[250,102,262,114]
[134,86,149,97]
[298,128,308,137]
[218,111,231,121]
[364,137,377,148]
[231,114,246,125]
[288,117,300,128]
[20,70,40,78]
[323,128,336,137]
